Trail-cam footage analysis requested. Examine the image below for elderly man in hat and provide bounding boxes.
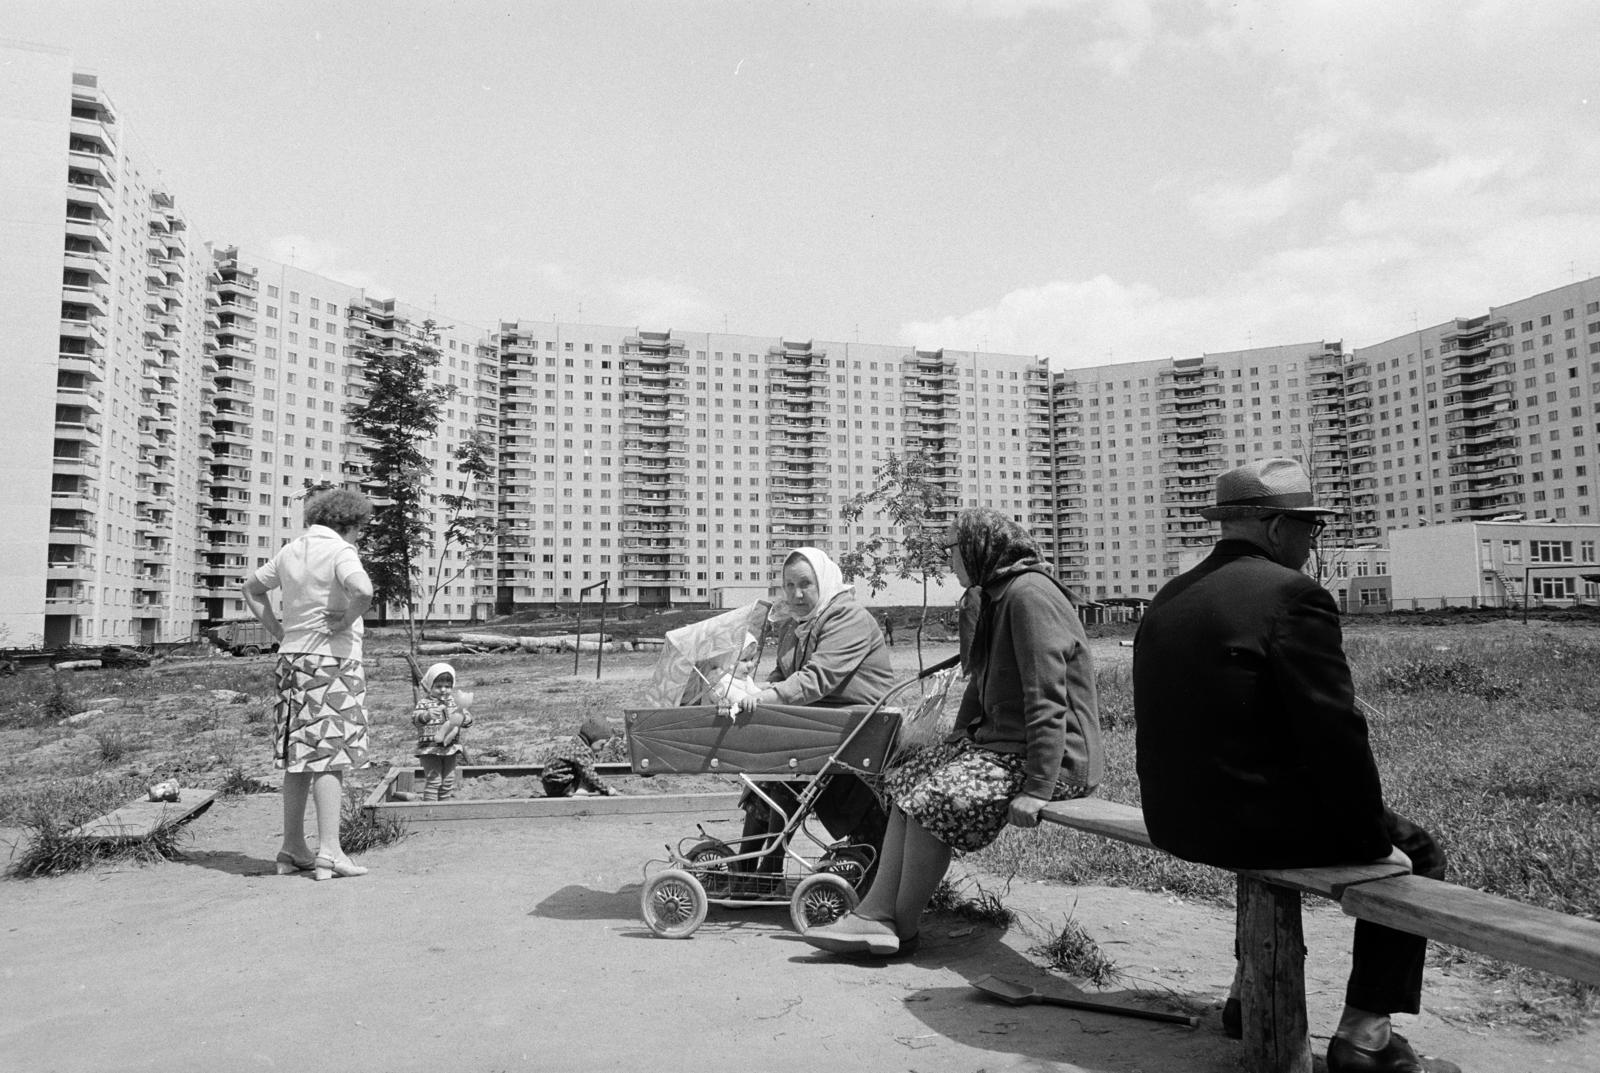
[1133,459,1456,1073]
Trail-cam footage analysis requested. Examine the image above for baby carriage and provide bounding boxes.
[625,601,962,939]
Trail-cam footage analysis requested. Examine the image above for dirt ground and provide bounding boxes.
[2,636,1597,1071]
[3,794,1598,1073]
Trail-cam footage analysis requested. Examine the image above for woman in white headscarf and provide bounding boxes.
[739,547,895,711]
[734,547,896,874]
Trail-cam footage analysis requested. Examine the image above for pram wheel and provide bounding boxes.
[790,872,858,935]
[685,838,734,896]
[641,869,709,938]
[818,845,873,889]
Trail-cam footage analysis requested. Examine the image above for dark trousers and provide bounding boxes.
[1345,808,1447,1014]
[1233,808,1445,1015]
[740,775,888,871]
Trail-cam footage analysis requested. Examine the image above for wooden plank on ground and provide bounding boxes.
[1341,874,1600,987]
[1038,797,1154,849]
[70,789,218,841]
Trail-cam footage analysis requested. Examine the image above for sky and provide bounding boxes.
[10,0,1600,367]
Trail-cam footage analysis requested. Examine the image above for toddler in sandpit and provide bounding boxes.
[412,662,474,800]
[540,715,620,798]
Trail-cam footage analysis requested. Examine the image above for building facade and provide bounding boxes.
[1389,520,1600,609]
[2,44,213,648]
[7,43,1600,642]
[493,325,1045,608]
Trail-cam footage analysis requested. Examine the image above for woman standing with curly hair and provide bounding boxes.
[242,488,376,881]
[804,507,1103,956]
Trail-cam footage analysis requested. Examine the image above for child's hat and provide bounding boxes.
[578,715,616,746]
[421,662,456,691]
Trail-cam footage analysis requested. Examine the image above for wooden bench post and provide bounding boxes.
[1238,874,1313,1073]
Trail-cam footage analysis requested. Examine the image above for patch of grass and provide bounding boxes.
[1030,911,1121,987]
[93,726,129,766]
[218,765,275,796]
[44,676,81,723]
[926,875,1016,929]
[6,775,185,878]
[1371,654,1516,700]
[338,781,408,854]
[966,624,1600,1031]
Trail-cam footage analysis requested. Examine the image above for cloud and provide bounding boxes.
[264,234,394,298]
[604,275,726,332]
[899,0,1600,367]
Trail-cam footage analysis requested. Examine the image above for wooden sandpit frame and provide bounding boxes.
[361,763,742,826]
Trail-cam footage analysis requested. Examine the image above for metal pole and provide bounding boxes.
[1523,564,1530,625]
[578,577,608,678]
[573,588,584,675]
[595,579,608,681]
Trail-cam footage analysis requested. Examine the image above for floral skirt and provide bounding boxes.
[885,739,1090,853]
[272,653,370,773]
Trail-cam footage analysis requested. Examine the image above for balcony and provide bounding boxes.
[44,587,94,614]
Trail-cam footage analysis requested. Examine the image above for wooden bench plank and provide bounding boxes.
[1341,874,1600,987]
[70,788,218,841]
[1040,798,1408,900]
[1038,796,1154,848]
[1239,861,1411,900]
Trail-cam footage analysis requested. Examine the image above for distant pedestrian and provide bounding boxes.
[881,614,895,646]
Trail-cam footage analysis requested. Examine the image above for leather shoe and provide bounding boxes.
[1327,1032,1461,1073]
[802,914,900,956]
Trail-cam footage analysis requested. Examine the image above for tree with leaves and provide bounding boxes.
[421,430,498,624]
[837,451,953,667]
[344,317,453,652]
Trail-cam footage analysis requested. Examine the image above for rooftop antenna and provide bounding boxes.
[1570,259,1579,281]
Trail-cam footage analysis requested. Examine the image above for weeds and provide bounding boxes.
[93,726,129,766]
[6,775,184,878]
[926,876,1017,928]
[1372,655,1516,701]
[338,782,408,854]
[1030,912,1121,987]
[218,766,274,796]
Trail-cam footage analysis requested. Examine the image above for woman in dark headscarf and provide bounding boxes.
[803,507,1103,957]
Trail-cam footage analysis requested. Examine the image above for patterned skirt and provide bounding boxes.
[885,739,1091,853]
[272,653,370,773]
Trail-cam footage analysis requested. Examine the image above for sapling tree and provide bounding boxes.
[344,318,453,652]
[421,430,498,624]
[837,451,952,666]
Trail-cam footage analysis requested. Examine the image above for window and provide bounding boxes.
[1531,540,1573,564]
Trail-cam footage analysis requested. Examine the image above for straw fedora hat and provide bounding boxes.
[1198,458,1341,521]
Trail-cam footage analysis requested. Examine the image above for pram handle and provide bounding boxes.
[918,654,961,678]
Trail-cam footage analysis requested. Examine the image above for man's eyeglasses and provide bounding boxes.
[1279,515,1326,538]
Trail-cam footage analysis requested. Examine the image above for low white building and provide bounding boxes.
[1388,519,1600,609]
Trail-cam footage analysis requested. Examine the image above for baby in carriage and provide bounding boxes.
[710,633,763,708]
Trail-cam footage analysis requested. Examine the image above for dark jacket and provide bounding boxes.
[953,569,1103,799]
[767,595,896,708]
[1132,539,1391,869]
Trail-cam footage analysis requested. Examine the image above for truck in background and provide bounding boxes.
[207,620,279,657]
